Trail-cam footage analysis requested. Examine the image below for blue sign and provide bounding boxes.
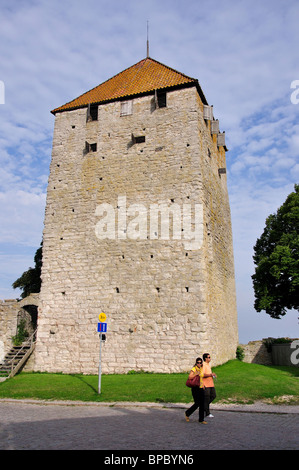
[97,322,107,333]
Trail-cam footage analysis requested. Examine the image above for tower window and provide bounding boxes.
[87,103,98,121]
[155,90,167,108]
[121,100,133,116]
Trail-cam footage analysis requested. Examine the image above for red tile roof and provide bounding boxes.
[51,57,207,114]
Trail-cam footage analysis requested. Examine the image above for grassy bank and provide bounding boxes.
[0,360,298,405]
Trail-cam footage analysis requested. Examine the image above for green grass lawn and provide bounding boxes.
[0,360,298,405]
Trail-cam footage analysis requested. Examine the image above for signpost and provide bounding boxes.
[98,313,107,394]
[99,312,106,322]
[97,322,107,333]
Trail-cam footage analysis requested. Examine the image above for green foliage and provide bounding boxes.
[272,337,292,343]
[236,345,245,361]
[12,243,42,298]
[12,319,29,346]
[252,184,299,318]
[263,339,274,353]
[263,337,292,352]
[127,369,153,374]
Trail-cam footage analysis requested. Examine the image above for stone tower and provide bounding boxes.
[34,57,238,374]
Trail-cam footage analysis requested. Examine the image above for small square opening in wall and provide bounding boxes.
[85,141,97,153]
[131,134,145,144]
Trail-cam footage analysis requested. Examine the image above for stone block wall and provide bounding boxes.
[34,86,238,374]
[0,299,18,361]
[239,340,272,365]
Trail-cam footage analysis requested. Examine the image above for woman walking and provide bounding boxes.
[185,357,207,424]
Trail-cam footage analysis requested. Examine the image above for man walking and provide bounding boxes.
[202,353,217,418]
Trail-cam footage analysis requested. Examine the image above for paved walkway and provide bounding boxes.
[0,399,298,451]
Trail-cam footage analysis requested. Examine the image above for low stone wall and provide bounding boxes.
[0,299,19,361]
[239,338,299,366]
[239,339,273,365]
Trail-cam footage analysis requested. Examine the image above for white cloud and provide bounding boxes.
[0,190,46,246]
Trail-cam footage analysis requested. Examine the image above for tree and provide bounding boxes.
[252,184,299,319]
[12,243,42,299]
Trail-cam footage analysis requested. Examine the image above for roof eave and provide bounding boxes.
[51,80,208,115]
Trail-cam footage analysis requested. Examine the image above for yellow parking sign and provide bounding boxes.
[99,312,106,322]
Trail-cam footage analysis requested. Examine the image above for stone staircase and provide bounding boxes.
[0,330,36,381]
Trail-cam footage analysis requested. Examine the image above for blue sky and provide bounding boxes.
[0,0,298,343]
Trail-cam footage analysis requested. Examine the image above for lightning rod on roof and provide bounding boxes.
[147,20,149,58]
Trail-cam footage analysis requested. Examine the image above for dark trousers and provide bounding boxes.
[204,387,216,415]
[185,387,205,422]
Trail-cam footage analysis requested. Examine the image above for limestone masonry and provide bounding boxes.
[34,57,238,374]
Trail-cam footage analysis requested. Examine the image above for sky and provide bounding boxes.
[0,0,298,344]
